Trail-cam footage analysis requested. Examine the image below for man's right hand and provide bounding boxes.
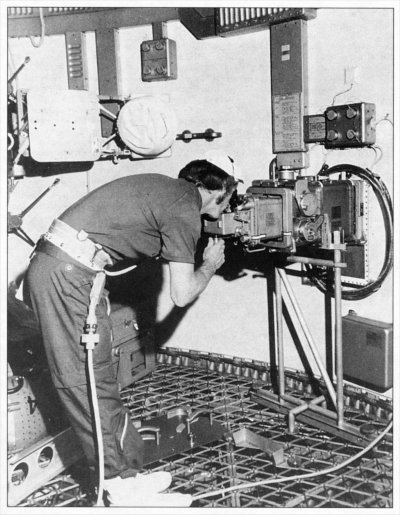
[203,237,225,272]
[169,238,226,307]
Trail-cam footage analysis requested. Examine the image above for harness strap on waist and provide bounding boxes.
[42,218,113,271]
[36,218,138,276]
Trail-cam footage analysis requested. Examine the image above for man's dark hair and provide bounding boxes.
[179,159,237,204]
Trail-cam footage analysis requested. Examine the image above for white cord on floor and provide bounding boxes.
[192,419,393,501]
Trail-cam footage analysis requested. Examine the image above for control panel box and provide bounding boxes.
[141,38,177,81]
[324,102,376,148]
[342,311,392,391]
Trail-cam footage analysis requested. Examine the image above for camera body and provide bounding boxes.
[204,176,365,253]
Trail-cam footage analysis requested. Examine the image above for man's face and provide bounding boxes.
[203,190,233,219]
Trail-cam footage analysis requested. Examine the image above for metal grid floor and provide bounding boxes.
[18,348,393,508]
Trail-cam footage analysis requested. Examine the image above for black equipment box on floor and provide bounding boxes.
[110,304,156,390]
[342,311,392,391]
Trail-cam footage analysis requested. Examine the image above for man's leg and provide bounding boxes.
[24,252,144,477]
[24,251,192,506]
[55,376,145,478]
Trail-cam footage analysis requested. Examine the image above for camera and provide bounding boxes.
[204,175,364,253]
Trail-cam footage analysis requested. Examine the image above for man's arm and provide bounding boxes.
[169,238,225,307]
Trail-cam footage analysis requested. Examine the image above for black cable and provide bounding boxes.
[307,164,393,300]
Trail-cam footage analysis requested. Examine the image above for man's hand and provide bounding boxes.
[169,238,226,307]
[202,237,225,272]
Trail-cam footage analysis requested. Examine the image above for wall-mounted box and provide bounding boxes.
[324,102,376,149]
[141,38,177,81]
[27,88,102,162]
[342,311,392,392]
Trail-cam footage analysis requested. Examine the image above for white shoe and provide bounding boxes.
[105,487,192,507]
[104,471,172,494]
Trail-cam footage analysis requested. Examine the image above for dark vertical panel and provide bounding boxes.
[95,29,121,138]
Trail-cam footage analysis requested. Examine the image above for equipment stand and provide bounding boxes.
[251,240,370,445]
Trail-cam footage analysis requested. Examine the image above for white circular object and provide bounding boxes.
[117,96,178,156]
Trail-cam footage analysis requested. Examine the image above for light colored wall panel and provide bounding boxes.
[6,9,394,375]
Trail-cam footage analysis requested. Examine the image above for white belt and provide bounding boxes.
[43,219,113,271]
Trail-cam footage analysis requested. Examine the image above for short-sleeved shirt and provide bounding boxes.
[59,174,202,265]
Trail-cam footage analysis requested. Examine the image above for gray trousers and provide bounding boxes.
[24,241,144,480]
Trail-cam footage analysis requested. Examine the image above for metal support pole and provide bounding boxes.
[334,243,344,428]
[274,268,285,397]
[278,268,337,409]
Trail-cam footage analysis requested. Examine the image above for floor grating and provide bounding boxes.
[17,349,393,508]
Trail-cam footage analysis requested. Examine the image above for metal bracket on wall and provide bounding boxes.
[176,128,222,143]
[95,29,122,138]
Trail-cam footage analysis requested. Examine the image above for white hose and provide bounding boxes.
[84,267,136,505]
[87,348,105,506]
[83,272,106,506]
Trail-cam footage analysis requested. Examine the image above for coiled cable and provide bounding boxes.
[307,164,393,300]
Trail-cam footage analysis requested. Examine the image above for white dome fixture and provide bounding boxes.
[117,96,178,157]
